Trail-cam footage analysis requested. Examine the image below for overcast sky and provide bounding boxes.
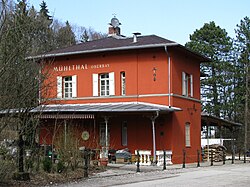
[27,0,249,45]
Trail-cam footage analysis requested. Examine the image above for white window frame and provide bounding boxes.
[57,75,77,98]
[92,72,115,96]
[100,73,110,96]
[121,71,126,95]
[185,122,191,147]
[182,72,193,97]
[121,121,128,146]
[64,76,73,98]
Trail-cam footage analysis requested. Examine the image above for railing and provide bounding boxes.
[135,150,173,166]
[156,150,173,166]
[135,150,151,165]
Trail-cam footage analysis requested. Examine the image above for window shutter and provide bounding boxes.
[182,72,186,96]
[190,74,193,97]
[72,75,77,98]
[109,72,115,95]
[92,74,98,96]
[57,76,62,98]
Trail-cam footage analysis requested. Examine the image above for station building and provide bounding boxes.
[36,17,210,164]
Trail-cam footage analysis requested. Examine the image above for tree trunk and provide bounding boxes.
[18,132,24,173]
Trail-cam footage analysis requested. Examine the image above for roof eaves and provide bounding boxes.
[27,43,179,60]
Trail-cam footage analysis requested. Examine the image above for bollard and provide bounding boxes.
[211,150,213,166]
[197,150,200,167]
[163,150,166,170]
[182,149,186,168]
[136,150,140,172]
[223,151,225,165]
[231,150,234,164]
[244,152,246,163]
[239,150,241,160]
[83,149,89,178]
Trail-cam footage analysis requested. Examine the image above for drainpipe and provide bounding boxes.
[164,46,171,108]
[64,120,67,149]
[151,111,159,164]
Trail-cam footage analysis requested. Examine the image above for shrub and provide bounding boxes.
[0,160,16,182]
[57,161,65,173]
[42,157,52,173]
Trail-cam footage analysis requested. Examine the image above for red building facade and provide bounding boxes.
[37,24,209,164]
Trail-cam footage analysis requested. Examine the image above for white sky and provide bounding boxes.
[27,0,250,45]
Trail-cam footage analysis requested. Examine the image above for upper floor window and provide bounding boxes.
[64,76,73,98]
[100,73,110,96]
[121,71,126,95]
[182,72,193,97]
[57,75,77,98]
[93,72,115,96]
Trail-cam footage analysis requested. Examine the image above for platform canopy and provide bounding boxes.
[201,112,242,129]
[31,102,181,114]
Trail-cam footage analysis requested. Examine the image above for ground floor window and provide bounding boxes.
[121,121,127,146]
[99,123,110,146]
[185,122,191,147]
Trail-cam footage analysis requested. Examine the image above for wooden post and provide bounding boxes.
[83,149,89,178]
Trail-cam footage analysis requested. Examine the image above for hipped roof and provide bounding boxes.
[29,35,210,62]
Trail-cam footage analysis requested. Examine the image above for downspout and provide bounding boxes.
[164,46,171,108]
[151,111,159,164]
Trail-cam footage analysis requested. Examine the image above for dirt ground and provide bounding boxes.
[1,166,106,187]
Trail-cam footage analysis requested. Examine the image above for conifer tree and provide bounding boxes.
[185,21,233,118]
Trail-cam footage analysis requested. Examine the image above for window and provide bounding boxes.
[121,121,128,146]
[100,123,110,146]
[64,76,72,98]
[57,75,77,98]
[182,72,193,97]
[92,72,115,96]
[185,122,191,147]
[121,72,126,95]
[100,73,110,96]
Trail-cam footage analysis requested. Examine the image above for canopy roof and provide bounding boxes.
[201,112,242,128]
[32,102,181,113]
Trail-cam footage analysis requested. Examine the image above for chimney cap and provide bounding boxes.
[132,32,141,43]
[133,32,141,36]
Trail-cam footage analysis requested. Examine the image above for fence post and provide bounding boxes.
[182,149,186,168]
[210,150,213,166]
[197,150,200,167]
[163,150,166,170]
[83,149,89,178]
[136,150,140,172]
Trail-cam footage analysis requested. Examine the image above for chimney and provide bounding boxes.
[108,17,121,36]
[133,32,141,43]
[108,26,121,36]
